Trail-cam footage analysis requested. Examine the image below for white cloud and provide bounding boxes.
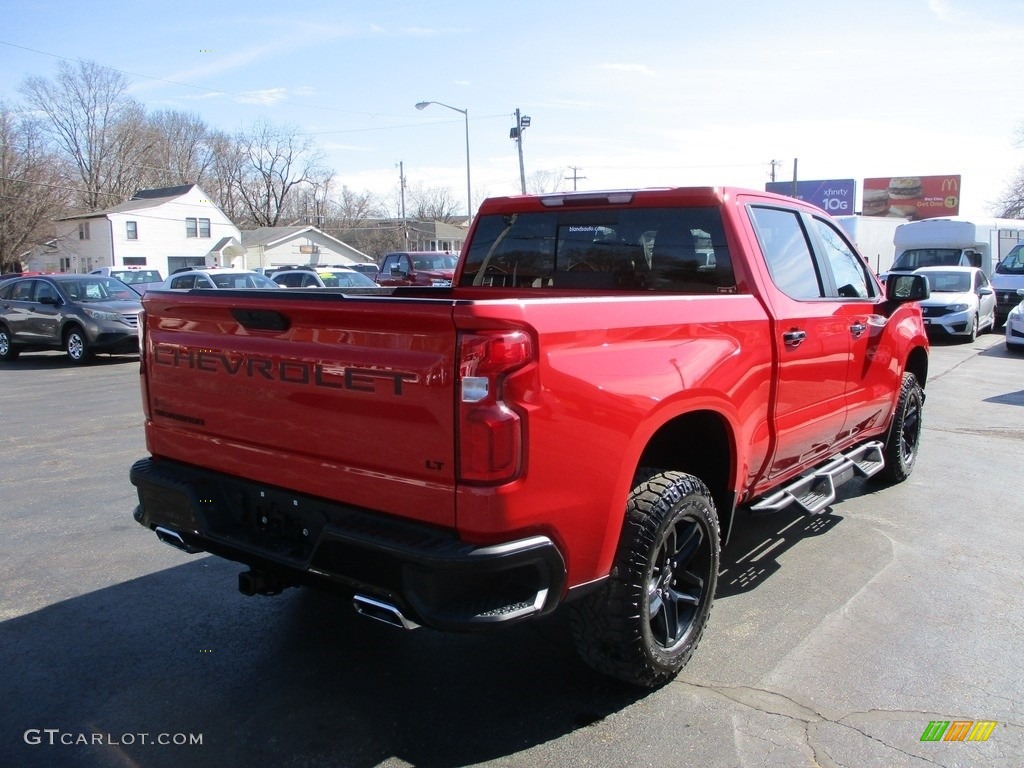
[235,88,288,105]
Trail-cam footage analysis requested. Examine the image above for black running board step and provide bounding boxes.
[750,441,885,515]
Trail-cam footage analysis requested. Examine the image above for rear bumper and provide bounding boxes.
[90,330,139,353]
[129,457,566,630]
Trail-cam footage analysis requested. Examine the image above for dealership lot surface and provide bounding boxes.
[1,336,1022,768]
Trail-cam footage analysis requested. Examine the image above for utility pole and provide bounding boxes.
[566,166,587,191]
[510,108,531,194]
[769,159,782,183]
[397,160,407,245]
[792,158,799,196]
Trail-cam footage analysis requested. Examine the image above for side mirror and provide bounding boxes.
[885,273,930,303]
[978,286,993,296]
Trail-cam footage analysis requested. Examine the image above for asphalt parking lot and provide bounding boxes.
[1,334,1022,768]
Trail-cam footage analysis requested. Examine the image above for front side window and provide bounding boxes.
[382,255,405,275]
[749,207,824,300]
[812,218,873,298]
[459,207,735,293]
[126,221,138,240]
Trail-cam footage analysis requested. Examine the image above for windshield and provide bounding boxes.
[995,244,1024,275]
[891,248,962,271]
[111,269,162,285]
[61,277,141,301]
[923,271,971,292]
[412,255,458,271]
[318,270,377,287]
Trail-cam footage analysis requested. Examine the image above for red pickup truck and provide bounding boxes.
[130,187,930,687]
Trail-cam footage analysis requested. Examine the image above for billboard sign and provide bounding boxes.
[862,175,960,220]
[765,179,855,215]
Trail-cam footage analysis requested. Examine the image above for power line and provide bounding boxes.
[565,166,587,191]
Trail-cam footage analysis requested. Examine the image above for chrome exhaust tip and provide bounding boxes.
[154,526,202,554]
[352,594,420,630]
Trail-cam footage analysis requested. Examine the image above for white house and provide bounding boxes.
[239,225,375,270]
[38,184,243,277]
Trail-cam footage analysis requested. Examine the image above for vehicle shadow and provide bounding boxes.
[717,503,844,599]
[0,352,138,371]
[0,557,645,768]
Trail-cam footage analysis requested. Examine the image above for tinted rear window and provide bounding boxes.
[459,207,735,293]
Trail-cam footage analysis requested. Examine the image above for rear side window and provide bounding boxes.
[169,275,197,290]
[459,207,735,293]
[749,207,825,299]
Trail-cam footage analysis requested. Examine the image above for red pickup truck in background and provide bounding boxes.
[130,187,930,687]
[375,250,457,286]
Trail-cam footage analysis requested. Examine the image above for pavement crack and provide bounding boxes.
[675,680,1021,766]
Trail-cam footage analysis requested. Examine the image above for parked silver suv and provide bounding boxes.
[271,266,378,288]
[158,267,280,290]
[0,274,143,364]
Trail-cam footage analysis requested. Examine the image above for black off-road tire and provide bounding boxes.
[0,325,20,361]
[64,325,93,364]
[569,470,720,688]
[877,372,924,483]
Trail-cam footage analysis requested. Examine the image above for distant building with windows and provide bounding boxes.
[37,184,243,276]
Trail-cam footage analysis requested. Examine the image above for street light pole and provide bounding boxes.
[415,101,472,224]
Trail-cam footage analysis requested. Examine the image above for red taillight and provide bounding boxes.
[457,330,533,483]
[138,308,150,420]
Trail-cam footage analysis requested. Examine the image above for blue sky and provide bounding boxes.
[1,0,1023,217]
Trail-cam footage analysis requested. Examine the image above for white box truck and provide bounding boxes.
[835,215,906,274]
[888,217,1024,280]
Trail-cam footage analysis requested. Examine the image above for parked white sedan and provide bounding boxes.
[915,266,997,343]
[1005,289,1024,352]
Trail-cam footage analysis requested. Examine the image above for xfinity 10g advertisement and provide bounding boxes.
[861,175,961,220]
[765,179,855,215]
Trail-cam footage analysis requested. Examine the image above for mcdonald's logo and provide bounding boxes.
[941,177,960,193]
[920,720,997,742]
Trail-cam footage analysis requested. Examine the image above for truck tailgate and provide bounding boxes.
[141,290,458,528]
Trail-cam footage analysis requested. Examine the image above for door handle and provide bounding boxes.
[849,322,867,337]
[783,330,806,347]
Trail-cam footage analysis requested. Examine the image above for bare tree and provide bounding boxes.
[0,103,70,271]
[995,122,1024,218]
[526,168,566,195]
[204,129,247,224]
[233,118,328,227]
[407,182,461,222]
[20,60,152,211]
[332,185,383,229]
[280,168,335,227]
[141,109,216,189]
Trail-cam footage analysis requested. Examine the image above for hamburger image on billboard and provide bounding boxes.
[862,175,960,220]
